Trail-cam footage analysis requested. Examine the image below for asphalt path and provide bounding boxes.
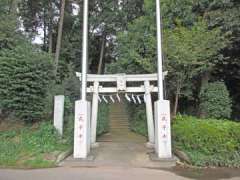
[0,167,190,180]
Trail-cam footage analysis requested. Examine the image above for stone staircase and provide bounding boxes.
[109,103,129,132]
[98,102,146,143]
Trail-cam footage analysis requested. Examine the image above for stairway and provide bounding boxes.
[97,102,146,143]
[109,102,130,133]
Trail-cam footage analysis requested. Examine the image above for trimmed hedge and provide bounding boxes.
[199,82,232,119]
[173,115,240,167]
[0,45,54,122]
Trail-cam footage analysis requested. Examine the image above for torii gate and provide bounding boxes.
[74,0,172,160]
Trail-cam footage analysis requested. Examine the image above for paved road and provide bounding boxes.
[2,166,240,180]
[0,167,190,180]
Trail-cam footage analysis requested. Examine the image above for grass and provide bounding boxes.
[173,115,240,167]
[127,105,240,167]
[0,121,71,169]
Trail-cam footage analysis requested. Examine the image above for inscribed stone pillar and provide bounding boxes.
[54,95,65,136]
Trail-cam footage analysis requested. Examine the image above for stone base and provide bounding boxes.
[145,142,155,149]
[91,142,100,148]
[59,154,95,167]
[73,155,95,162]
[149,152,177,167]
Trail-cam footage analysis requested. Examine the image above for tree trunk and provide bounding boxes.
[173,83,181,118]
[199,71,210,118]
[9,0,18,14]
[48,1,53,54]
[54,0,66,75]
[201,71,210,89]
[43,8,47,51]
[97,34,106,74]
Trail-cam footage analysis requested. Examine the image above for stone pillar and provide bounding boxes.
[144,81,155,145]
[54,95,65,136]
[91,81,99,146]
[154,100,172,159]
[74,100,91,158]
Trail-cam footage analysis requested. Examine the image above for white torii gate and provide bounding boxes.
[76,73,167,146]
[74,0,172,160]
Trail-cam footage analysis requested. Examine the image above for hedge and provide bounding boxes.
[0,44,54,122]
[173,115,240,167]
[199,81,232,119]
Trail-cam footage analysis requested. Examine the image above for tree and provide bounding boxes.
[0,0,21,50]
[88,0,144,74]
[165,21,227,116]
[108,1,227,116]
[0,0,54,122]
[54,0,66,75]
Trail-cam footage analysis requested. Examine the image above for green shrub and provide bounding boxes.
[0,44,54,122]
[173,115,240,167]
[97,103,110,135]
[128,104,148,136]
[62,96,74,144]
[199,81,232,119]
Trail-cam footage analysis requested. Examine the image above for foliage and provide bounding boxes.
[165,20,227,104]
[97,103,110,136]
[0,122,70,168]
[0,44,54,122]
[0,0,23,50]
[108,0,228,118]
[199,81,232,119]
[62,96,75,145]
[107,14,156,74]
[128,104,148,137]
[173,115,240,167]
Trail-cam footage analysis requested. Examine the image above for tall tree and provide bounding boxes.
[108,0,227,116]
[54,0,66,75]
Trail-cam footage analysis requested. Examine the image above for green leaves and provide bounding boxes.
[0,44,54,122]
[165,20,227,79]
[97,103,110,135]
[0,122,70,168]
[199,81,232,119]
[173,115,240,167]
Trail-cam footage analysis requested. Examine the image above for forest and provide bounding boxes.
[0,0,240,168]
[0,0,240,120]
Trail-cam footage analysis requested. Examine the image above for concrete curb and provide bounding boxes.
[56,148,73,165]
[174,149,191,164]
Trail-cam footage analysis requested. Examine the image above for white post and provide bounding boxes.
[74,0,90,159]
[91,81,99,146]
[81,0,89,100]
[155,0,172,159]
[156,0,164,101]
[144,81,155,146]
[54,95,65,136]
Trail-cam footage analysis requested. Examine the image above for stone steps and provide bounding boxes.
[109,103,129,132]
[98,102,146,143]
